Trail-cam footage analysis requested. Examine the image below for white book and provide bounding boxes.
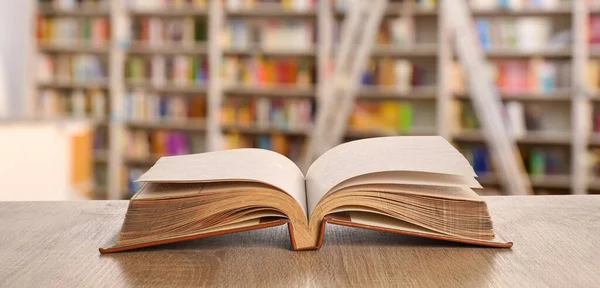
[91,90,106,119]
[505,101,526,138]
[517,18,550,51]
[256,98,270,127]
[71,90,86,118]
[151,56,166,87]
[182,17,195,47]
[395,60,412,93]
[148,17,162,47]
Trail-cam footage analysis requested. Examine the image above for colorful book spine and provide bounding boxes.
[349,101,414,134]
[124,129,205,160]
[126,55,208,86]
[131,17,207,46]
[124,91,206,122]
[38,88,107,119]
[222,56,313,87]
[224,19,314,51]
[38,54,107,83]
[223,132,305,163]
[221,97,313,129]
[37,16,110,47]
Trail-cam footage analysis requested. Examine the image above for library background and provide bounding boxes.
[1,0,600,200]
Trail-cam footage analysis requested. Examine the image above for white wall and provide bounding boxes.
[0,0,31,118]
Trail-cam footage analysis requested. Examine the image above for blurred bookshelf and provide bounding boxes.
[30,0,600,198]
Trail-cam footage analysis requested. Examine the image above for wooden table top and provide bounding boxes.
[0,196,599,287]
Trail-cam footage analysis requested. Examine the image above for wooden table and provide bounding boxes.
[0,196,599,287]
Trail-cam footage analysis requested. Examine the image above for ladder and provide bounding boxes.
[303,0,531,195]
[302,0,389,169]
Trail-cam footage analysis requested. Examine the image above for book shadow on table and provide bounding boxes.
[101,225,507,286]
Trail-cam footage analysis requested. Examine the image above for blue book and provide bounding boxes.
[476,19,491,51]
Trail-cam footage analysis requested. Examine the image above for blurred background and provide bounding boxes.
[1,0,598,200]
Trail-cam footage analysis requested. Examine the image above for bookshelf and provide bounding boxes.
[30,0,597,198]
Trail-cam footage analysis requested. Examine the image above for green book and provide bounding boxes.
[529,150,546,177]
[398,103,413,134]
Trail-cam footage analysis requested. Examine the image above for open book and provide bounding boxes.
[100,136,512,253]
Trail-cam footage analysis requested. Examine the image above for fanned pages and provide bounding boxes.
[100,136,513,253]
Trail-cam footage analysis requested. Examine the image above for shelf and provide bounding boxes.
[453,130,572,145]
[588,178,600,190]
[345,127,437,139]
[227,8,317,18]
[38,6,110,17]
[223,85,315,98]
[128,8,208,17]
[125,156,160,166]
[223,47,316,57]
[470,7,572,17]
[475,173,571,189]
[335,4,437,17]
[7,117,109,126]
[529,175,572,189]
[483,49,571,58]
[358,86,437,100]
[126,82,207,94]
[124,120,206,131]
[128,44,207,55]
[38,43,109,54]
[37,80,109,89]
[455,90,572,102]
[222,124,310,136]
[372,45,438,58]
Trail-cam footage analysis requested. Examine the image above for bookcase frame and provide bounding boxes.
[30,0,594,199]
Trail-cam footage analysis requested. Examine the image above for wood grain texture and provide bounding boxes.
[0,196,599,287]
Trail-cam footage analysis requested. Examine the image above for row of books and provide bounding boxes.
[334,0,436,11]
[124,91,206,122]
[38,89,107,119]
[222,56,314,87]
[125,168,144,197]
[376,17,415,49]
[221,97,313,129]
[40,0,109,10]
[130,17,207,47]
[586,61,600,93]
[475,18,566,52]
[460,102,544,135]
[362,59,428,91]
[348,101,414,134]
[223,133,305,163]
[461,146,568,178]
[124,129,205,161]
[452,60,570,94]
[225,0,316,11]
[126,55,208,87]
[588,149,600,178]
[460,146,492,176]
[38,54,107,83]
[224,19,314,51]
[469,0,563,10]
[127,0,207,10]
[37,17,110,47]
[524,148,568,176]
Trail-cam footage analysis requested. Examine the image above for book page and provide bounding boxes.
[137,148,308,215]
[329,171,482,195]
[305,136,478,215]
